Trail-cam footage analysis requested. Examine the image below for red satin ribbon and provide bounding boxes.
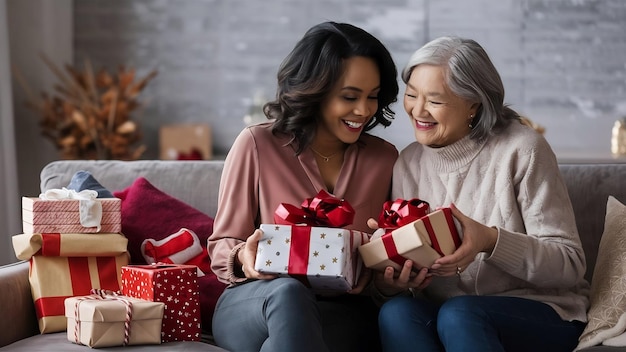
[273,190,354,286]
[378,199,429,265]
[39,233,62,256]
[418,208,462,256]
[378,198,430,233]
[422,216,443,256]
[288,226,311,274]
[34,256,121,319]
[442,208,462,248]
[274,189,355,227]
[287,226,312,287]
[35,296,67,319]
[382,233,405,267]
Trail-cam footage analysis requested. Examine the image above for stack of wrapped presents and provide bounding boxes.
[11,178,201,348]
[13,191,128,336]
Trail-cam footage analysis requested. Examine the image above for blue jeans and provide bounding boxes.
[378,295,585,352]
[212,277,380,352]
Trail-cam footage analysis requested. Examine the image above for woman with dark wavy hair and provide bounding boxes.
[208,21,399,352]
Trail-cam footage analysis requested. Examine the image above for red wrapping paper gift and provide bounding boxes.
[359,199,462,271]
[120,264,201,342]
[11,233,129,333]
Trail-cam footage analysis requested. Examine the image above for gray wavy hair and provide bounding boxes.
[401,36,519,140]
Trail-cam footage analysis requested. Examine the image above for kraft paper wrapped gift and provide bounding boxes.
[11,233,129,333]
[255,223,368,293]
[359,207,462,271]
[65,294,164,348]
[120,264,201,342]
[22,195,121,234]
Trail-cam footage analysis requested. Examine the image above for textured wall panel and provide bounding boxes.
[73,0,626,158]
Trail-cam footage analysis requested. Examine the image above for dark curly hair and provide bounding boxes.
[265,21,399,154]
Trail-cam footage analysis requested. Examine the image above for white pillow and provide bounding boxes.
[576,196,626,350]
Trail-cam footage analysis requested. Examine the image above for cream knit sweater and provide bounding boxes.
[393,120,590,322]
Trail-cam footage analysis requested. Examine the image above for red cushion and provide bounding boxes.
[113,177,226,331]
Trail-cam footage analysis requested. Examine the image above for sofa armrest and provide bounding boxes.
[0,261,39,347]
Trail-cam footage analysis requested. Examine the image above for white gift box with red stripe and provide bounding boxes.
[359,208,462,271]
[11,233,129,333]
[22,196,121,234]
[65,293,164,348]
[254,224,368,294]
[120,264,201,342]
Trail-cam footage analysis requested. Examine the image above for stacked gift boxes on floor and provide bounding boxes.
[254,190,368,294]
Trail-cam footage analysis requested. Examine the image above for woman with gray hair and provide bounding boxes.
[372,36,589,351]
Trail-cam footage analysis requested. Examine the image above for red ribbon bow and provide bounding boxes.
[378,198,430,234]
[274,189,355,228]
[376,198,430,267]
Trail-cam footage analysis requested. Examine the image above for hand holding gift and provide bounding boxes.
[254,190,369,294]
[428,203,498,277]
[359,198,462,272]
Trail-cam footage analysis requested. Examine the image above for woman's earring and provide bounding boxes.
[469,114,475,129]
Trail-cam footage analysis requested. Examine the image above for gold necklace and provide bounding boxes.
[310,147,339,162]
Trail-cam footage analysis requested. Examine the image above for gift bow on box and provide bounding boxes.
[71,289,133,346]
[377,200,462,268]
[378,198,430,234]
[274,189,355,227]
[262,191,360,289]
[273,190,355,279]
[40,188,103,230]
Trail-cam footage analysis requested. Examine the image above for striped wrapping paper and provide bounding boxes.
[22,197,121,212]
[22,197,121,234]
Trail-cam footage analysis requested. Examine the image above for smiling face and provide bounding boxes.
[316,56,380,149]
[404,64,478,148]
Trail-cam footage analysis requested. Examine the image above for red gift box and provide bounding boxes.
[120,264,201,342]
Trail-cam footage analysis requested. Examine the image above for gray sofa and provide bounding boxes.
[1,159,625,351]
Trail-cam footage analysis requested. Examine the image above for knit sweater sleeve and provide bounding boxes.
[485,132,587,288]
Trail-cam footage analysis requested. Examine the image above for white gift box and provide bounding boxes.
[254,224,368,293]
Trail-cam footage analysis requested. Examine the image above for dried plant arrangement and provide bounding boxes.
[14,54,157,160]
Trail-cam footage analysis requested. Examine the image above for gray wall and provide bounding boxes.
[6,0,72,265]
[9,0,626,201]
[72,0,626,160]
